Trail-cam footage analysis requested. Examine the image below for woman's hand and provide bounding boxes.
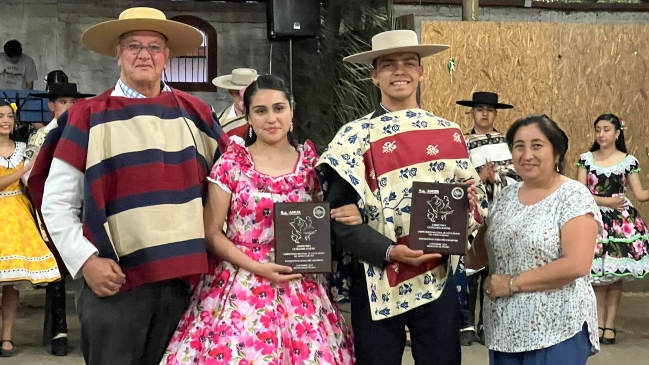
[606,196,626,211]
[254,262,302,284]
[483,274,512,300]
[478,161,496,184]
[331,204,363,226]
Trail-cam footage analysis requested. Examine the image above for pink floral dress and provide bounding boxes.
[161,137,355,365]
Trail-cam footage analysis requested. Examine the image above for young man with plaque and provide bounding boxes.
[317,30,487,364]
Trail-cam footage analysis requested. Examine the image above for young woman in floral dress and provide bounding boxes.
[161,75,356,364]
[577,113,649,345]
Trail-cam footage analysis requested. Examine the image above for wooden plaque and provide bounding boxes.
[409,181,468,255]
[274,202,332,273]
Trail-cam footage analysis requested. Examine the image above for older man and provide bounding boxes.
[31,7,226,365]
[318,30,487,364]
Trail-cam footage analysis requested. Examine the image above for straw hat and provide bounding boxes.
[212,68,258,90]
[343,30,449,64]
[81,7,203,58]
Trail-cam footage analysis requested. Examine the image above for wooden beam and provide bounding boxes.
[393,0,649,12]
[462,0,480,21]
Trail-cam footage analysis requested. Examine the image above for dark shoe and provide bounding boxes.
[0,340,14,357]
[598,326,605,343]
[601,328,616,345]
[460,330,474,346]
[51,336,68,356]
[476,328,486,346]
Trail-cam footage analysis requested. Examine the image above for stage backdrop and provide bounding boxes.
[421,21,649,220]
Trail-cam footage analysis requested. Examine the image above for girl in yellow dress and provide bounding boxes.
[0,99,60,356]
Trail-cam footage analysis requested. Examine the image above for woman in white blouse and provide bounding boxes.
[466,114,602,365]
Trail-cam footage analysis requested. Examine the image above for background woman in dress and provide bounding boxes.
[161,75,356,364]
[577,114,649,345]
[466,114,601,365]
[0,99,60,357]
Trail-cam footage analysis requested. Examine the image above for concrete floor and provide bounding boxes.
[4,290,649,364]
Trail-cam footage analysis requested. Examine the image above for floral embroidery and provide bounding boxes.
[382,141,397,153]
[427,145,439,156]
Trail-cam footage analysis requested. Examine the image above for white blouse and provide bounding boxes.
[484,179,601,353]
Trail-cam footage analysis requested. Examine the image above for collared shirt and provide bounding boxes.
[42,80,171,279]
[115,79,171,98]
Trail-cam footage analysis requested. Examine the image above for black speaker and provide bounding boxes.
[267,0,320,40]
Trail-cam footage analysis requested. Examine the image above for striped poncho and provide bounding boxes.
[29,88,228,291]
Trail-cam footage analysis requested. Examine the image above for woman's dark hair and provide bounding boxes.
[242,74,297,148]
[589,113,627,153]
[506,114,569,174]
[0,99,16,140]
[45,70,68,90]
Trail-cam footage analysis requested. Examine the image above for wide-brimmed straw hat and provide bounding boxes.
[81,7,203,58]
[212,68,258,90]
[456,92,513,109]
[343,30,449,64]
[31,83,95,100]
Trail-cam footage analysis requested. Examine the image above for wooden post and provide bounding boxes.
[462,0,479,21]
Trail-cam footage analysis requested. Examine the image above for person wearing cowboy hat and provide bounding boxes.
[21,80,94,356]
[212,67,257,138]
[456,91,521,346]
[30,7,227,365]
[317,29,487,364]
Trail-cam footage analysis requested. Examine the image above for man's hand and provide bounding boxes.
[81,255,126,297]
[466,179,479,209]
[389,245,442,266]
[478,161,496,184]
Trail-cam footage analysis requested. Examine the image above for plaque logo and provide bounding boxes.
[426,195,455,223]
[289,216,317,244]
[451,187,465,200]
[313,206,326,219]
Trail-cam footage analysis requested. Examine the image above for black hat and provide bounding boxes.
[456,92,513,109]
[31,83,95,100]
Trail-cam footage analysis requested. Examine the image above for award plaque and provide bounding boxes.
[409,181,468,255]
[274,202,332,273]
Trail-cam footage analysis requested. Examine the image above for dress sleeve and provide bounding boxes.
[207,153,239,194]
[625,155,641,177]
[558,182,603,233]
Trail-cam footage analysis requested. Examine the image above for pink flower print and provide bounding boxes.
[316,343,335,363]
[235,334,255,352]
[216,323,234,339]
[612,221,623,234]
[301,279,319,295]
[587,174,598,192]
[622,209,630,218]
[292,292,316,317]
[189,328,209,351]
[290,340,311,364]
[207,343,232,365]
[250,284,275,309]
[254,331,277,355]
[236,192,254,218]
[260,312,278,328]
[622,220,636,238]
[635,217,646,232]
[295,322,317,340]
[594,242,603,255]
[633,240,647,258]
[255,197,275,228]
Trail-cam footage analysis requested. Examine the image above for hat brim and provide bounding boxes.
[31,92,96,99]
[343,44,450,64]
[212,75,248,90]
[81,18,203,58]
[456,100,513,109]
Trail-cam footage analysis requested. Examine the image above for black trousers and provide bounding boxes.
[76,278,191,365]
[467,269,488,331]
[350,263,461,365]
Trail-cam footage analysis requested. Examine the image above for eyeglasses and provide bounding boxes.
[123,44,165,55]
